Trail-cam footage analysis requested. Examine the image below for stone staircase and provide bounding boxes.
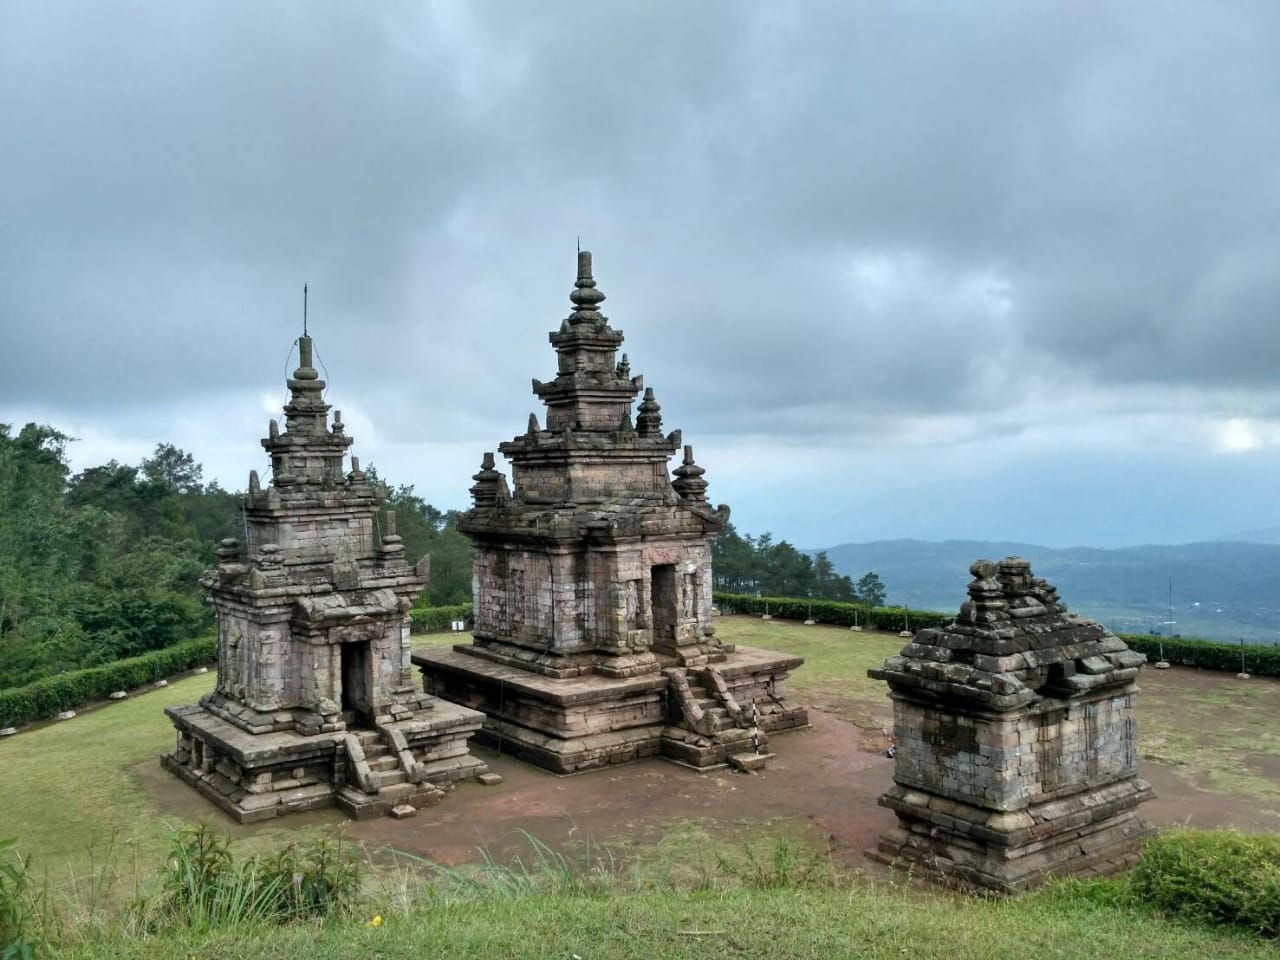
[336,727,444,819]
[662,667,772,769]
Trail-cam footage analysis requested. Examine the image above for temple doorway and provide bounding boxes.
[341,640,373,725]
[650,564,678,651]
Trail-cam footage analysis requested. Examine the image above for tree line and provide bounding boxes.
[712,523,886,606]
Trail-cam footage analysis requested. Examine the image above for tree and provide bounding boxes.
[141,443,203,494]
[855,571,887,607]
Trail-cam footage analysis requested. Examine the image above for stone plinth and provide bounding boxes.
[868,556,1153,891]
[415,253,806,773]
[163,335,487,821]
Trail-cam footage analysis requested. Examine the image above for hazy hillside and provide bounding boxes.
[816,539,1280,643]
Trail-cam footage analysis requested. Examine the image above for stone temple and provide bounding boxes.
[869,557,1153,890]
[164,335,488,821]
[415,252,807,773]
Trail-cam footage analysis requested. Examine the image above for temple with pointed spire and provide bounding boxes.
[415,252,807,773]
[163,335,488,821]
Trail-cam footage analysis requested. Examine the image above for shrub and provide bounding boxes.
[0,635,215,729]
[1121,634,1280,678]
[712,592,952,632]
[1131,828,1280,937]
[410,603,474,634]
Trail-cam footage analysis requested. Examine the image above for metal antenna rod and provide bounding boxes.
[303,283,309,337]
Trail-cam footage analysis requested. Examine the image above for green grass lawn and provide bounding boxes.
[57,885,1279,960]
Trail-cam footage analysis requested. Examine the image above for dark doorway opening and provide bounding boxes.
[341,641,373,726]
[651,564,678,654]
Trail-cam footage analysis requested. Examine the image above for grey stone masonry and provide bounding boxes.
[164,335,487,822]
[415,253,806,773]
[868,557,1153,891]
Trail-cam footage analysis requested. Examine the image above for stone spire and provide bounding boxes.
[283,336,327,436]
[672,445,708,502]
[636,387,663,436]
[567,250,607,327]
[470,452,510,509]
[261,335,353,491]
[530,252,642,434]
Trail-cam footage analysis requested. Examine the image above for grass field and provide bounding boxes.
[4,617,1279,957]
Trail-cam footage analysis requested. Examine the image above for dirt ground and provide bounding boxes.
[135,663,1280,871]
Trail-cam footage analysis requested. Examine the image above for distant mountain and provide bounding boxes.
[1218,526,1280,545]
[814,538,1280,643]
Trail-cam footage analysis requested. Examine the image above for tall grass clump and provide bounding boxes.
[396,831,628,903]
[140,824,360,932]
[1,838,48,960]
[1131,828,1280,937]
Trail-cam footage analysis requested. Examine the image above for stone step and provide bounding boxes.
[368,755,400,772]
[369,768,408,791]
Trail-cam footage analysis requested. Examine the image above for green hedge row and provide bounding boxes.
[0,635,216,729]
[409,603,474,634]
[713,593,952,632]
[1120,634,1280,678]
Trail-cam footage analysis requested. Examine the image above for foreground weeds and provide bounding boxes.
[7,825,1280,959]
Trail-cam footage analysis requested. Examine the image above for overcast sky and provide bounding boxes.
[4,1,1280,550]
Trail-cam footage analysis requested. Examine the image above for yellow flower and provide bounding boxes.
[365,914,383,928]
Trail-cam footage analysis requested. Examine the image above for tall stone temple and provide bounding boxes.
[415,252,807,773]
[164,335,487,821]
[869,557,1153,890]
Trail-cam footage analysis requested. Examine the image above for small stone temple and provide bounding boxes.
[415,252,806,773]
[869,557,1153,890]
[164,335,488,821]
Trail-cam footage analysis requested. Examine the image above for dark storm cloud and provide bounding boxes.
[3,0,1280,454]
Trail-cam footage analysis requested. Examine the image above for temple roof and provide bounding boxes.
[870,556,1146,711]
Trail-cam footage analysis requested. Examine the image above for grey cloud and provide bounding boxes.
[3,0,1280,466]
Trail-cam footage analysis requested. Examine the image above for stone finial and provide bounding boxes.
[248,470,261,496]
[268,419,279,439]
[636,387,663,435]
[379,510,405,565]
[672,445,708,502]
[295,336,319,381]
[527,413,541,436]
[470,452,509,509]
[347,456,367,485]
[332,409,345,434]
[216,538,242,563]
[567,250,607,326]
[256,543,282,568]
[616,353,631,378]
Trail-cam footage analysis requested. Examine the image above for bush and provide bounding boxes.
[712,592,952,632]
[0,635,215,729]
[1132,828,1280,937]
[1121,634,1280,678]
[410,604,473,634]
